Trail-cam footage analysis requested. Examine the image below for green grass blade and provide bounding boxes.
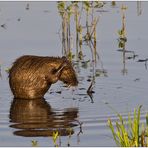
[108,119,120,146]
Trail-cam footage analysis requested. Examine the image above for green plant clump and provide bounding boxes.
[108,105,148,147]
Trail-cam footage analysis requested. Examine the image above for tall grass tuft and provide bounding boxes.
[108,105,148,147]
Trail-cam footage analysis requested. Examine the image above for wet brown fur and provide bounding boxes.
[9,55,78,99]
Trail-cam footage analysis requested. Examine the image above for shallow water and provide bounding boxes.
[0,1,148,146]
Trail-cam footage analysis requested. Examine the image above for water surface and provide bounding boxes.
[0,1,148,146]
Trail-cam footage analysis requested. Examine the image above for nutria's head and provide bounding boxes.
[59,58,78,87]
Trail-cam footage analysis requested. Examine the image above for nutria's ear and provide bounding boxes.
[57,63,67,73]
[52,63,67,76]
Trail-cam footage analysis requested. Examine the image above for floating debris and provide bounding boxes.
[56,91,62,94]
[137,58,148,70]
[95,69,108,77]
[76,93,87,96]
[104,101,109,105]
[43,10,51,13]
[96,10,109,12]
[78,88,86,90]
[1,24,6,29]
[134,78,140,82]
[137,58,148,62]
[83,96,88,98]
[116,86,122,89]
[81,60,90,69]
[126,54,138,60]
[17,18,21,22]
[26,3,29,10]
[117,49,135,54]
[87,78,92,82]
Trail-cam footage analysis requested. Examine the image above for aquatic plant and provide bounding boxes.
[67,127,73,147]
[31,140,38,147]
[108,105,148,147]
[118,4,127,49]
[57,1,105,63]
[52,130,59,147]
[57,2,75,60]
[5,67,10,74]
[57,1,107,98]
[111,1,116,7]
[87,78,95,103]
[117,4,128,75]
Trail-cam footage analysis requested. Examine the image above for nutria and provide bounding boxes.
[9,55,78,99]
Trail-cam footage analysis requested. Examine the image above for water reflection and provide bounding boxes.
[117,4,128,75]
[137,1,142,16]
[0,64,2,79]
[117,4,140,75]
[9,98,79,137]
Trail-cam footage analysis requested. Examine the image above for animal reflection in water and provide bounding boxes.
[9,98,79,137]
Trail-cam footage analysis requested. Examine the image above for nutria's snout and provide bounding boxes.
[59,57,78,87]
[49,56,78,87]
[9,55,78,99]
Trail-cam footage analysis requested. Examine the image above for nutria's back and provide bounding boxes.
[9,55,78,99]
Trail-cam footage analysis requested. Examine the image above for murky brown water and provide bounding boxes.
[0,1,148,146]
